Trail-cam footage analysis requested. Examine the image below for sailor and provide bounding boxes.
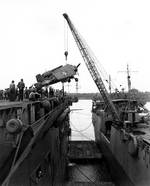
[45,87,48,97]
[9,80,16,101]
[29,88,41,101]
[4,89,9,100]
[49,86,54,97]
[24,87,29,99]
[0,90,3,100]
[17,79,25,101]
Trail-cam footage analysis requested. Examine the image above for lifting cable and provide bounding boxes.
[64,19,68,61]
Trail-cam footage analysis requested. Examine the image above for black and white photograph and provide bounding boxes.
[0,0,150,185]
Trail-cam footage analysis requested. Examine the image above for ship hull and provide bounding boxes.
[92,112,150,186]
[95,127,134,186]
[7,126,68,186]
[0,99,72,186]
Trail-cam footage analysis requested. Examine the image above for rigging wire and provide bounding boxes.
[76,28,119,92]
[73,165,100,186]
[70,150,112,186]
[64,19,68,61]
[67,19,120,93]
[70,120,92,132]
[68,153,101,186]
[70,108,83,111]
[71,129,94,141]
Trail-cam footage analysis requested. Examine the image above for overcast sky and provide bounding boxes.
[0,0,150,93]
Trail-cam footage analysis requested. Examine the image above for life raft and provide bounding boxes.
[41,100,51,112]
[6,118,23,134]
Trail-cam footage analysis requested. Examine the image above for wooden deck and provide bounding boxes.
[0,100,33,110]
[66,141,115,186]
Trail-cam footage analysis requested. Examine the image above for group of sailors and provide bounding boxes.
[0,79,25,101]
[0,79,63,102]
[9,79,25,101]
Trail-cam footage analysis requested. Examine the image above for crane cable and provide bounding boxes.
[64,19,68,61]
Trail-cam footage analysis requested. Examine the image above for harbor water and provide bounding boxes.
[69,99,95,141]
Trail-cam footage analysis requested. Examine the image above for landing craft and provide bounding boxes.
[36,63,80,87]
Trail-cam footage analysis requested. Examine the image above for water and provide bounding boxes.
[145,102,150,111]
[69,99,95,141]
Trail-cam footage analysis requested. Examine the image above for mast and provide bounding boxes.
[127,64,131,92]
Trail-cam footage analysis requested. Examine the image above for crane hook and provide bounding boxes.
[64,51,68,61]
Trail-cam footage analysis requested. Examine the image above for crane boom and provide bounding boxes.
[63,13,120,121]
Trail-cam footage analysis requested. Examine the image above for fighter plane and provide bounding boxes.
[35,63,80,87]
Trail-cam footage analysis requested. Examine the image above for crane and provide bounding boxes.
[63,13,120,122]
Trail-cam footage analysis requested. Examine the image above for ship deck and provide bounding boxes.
[0,97,59,110]
[0,100,33,110]
[65,141,115,186]
[68,141,102,161]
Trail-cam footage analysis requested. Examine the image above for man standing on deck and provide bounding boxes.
[24,87,29,99]
[9,80,16,101]
[17,79,25,101]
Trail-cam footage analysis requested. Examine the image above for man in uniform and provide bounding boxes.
[17,79,25,101]
[9,80,16,101]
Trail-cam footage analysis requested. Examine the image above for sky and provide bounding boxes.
[0,0,150,93]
